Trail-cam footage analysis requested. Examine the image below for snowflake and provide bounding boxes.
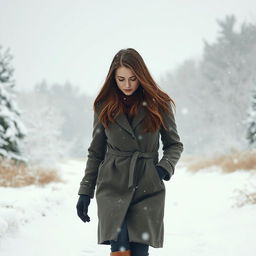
[117,198,124,203]
[141,232,150,241]
[119,246,126,251]
[95,128,101,134]
[181,108,188,115]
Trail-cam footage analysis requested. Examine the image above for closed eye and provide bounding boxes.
[117,76,137,81]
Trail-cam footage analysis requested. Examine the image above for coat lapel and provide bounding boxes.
[131,104,146,129]
[115,103,146,137]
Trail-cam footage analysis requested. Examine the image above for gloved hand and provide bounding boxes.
[155,166,169,180]
[76,194,91,223]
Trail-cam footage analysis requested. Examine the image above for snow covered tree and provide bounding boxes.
[160,14,256,156]
[33,80,93,158]
[199,14,256,153]
[0,45,27,162]
[17,88,70,168]
[246,87,256,147]
[17,80,87,167]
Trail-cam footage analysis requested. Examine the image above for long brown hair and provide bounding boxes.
[93,48,176,133]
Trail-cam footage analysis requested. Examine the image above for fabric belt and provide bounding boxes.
[106,146,158,189]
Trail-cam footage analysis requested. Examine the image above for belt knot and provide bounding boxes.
[107,146,158,189]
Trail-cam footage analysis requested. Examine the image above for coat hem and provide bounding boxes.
[97,239,163,248]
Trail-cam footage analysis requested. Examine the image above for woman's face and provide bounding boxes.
[115,66,140,96]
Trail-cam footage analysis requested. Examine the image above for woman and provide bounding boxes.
[76,48,184,256]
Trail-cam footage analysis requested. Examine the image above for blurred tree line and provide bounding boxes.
[1,14,256,166]
[159,14,256,156]
[16,80,94,167]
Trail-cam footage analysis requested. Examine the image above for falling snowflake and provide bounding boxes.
[143,206,148,211]
[142,101,147,106]
[96,128,101,133]
[138,135,143,140]
[141,232,150,241]
[117,227,121,233]
[181,108,188,115]
[119,246,126,251]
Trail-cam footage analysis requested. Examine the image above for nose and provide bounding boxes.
[124,80,131,88]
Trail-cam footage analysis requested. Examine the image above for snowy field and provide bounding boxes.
[0,159,255,256]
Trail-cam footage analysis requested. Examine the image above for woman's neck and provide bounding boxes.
[118,86,141,106]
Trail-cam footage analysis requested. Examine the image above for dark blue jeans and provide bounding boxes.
[110,216,149,256]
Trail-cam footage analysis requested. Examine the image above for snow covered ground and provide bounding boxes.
[0,159,255,256]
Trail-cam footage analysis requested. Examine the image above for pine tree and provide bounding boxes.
[0,45,27,162]
[246,87,256,147]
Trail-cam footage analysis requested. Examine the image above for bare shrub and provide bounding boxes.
[0,158,63,187]
[233,182,256,208]
[186,149,256,173]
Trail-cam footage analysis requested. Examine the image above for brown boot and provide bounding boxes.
[110,249,132,256]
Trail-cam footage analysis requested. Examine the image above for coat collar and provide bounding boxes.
[115,103,146,137]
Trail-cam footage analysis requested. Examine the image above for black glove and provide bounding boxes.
[76,195,91,223]
[155,166,170,180]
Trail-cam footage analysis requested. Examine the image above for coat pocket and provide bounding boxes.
[150,159,164,187]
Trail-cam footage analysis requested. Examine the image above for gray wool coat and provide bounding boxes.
[78,100,184,248]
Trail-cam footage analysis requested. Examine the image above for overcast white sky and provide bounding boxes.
[0,0,255,96]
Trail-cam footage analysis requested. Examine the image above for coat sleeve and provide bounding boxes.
[78,108,107,198]
[155,102,184,181]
